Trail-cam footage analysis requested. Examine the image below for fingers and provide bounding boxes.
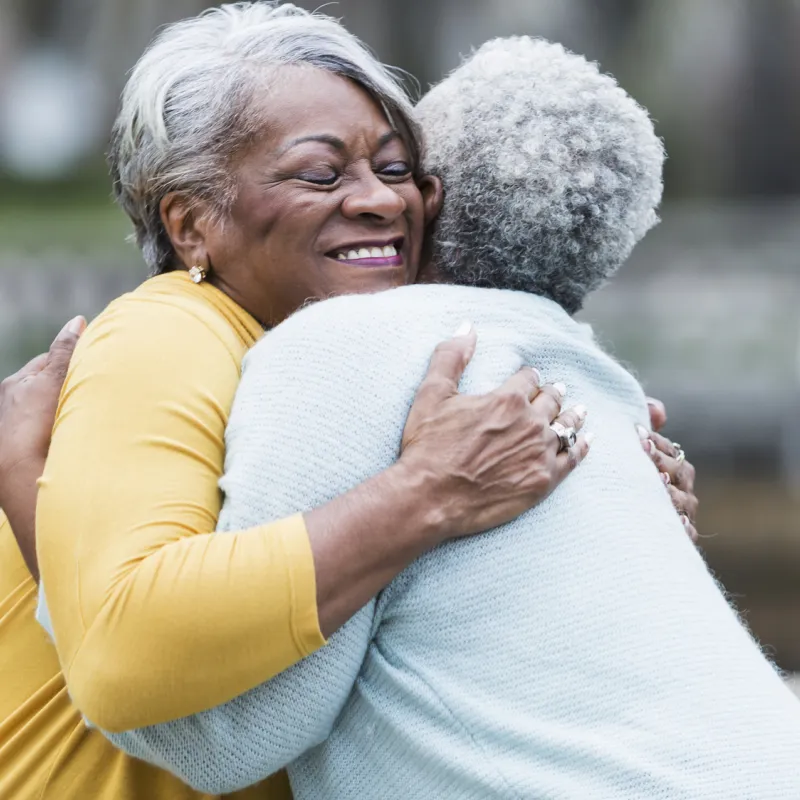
[637,425,695,490]
[13,353,49,381]
[646,397,667,432]
[553,404,588,434]
[44,316,86,386]
[530,382,566,423]
[416,323,478,406]
[636,423,700,533]
[680,514,699,543]
[648,430,677,459]
[668,486,699,523]
[554,432,593,477]
[497,366,542,402]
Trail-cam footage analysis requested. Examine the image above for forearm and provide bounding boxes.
[105,603,375,794]
[0,457,44,582]
[307,459,442,638]
[47,467,436,732]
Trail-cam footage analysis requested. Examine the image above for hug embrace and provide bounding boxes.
[1,2,796,799]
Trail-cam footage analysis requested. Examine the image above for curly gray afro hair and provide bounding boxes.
[415,37,665,314]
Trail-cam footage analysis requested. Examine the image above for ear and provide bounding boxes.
[418,175,444,227]
[160,192,214,271]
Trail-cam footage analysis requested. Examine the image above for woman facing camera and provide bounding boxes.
[1,3,692,799]
[99,37,800,800]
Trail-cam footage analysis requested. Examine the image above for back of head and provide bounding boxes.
[416,37,664,314]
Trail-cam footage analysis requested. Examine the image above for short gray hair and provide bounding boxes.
[109,1,421,274]
[416,37,665,314]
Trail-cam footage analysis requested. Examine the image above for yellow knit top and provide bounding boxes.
[9,270,330,798]
[0,513,290,799]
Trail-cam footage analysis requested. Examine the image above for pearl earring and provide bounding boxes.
[188,264,207,284]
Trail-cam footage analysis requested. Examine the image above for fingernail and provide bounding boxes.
[636,424,650,441]
[642,439,654,454]
[530,367,541,384]
[553,382,567,399]
[585,432,596,446]
[61,316,86,337]
[661,472,671,486]
[680,514,691,529]
[574,404,588,422]
[453,320,472,337]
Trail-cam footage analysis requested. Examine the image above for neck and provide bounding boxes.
[415,257,446,286]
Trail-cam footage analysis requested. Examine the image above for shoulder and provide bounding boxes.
[59,274,256,421]
[258,285,487,350]
[76,273,257,375]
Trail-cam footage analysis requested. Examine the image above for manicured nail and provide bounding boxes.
[642,439,655,454]
[553,382,567,399]
[680,514,691,530]
[524,366,541,384]
[60,316,86,337]
[661,472,671,486]
[636,424,650,441]
[453,320,472,337]
[585,432,596,446]
[574,404,588,422]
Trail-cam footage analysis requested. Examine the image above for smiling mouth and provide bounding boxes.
[326,238,404,268]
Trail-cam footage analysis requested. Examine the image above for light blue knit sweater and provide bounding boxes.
[71,286,800,797]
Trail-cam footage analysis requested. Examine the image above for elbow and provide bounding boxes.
[105,727,258,796]
[68,660,142,733]
[67,637,167,732]
[185,775,256,797]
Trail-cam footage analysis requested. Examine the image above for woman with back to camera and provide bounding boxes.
[0,4,696,799]
[94,37,796,800]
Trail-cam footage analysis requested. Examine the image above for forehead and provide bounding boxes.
[252,66,395,149]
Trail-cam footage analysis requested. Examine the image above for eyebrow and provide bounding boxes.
[276,130,401,157]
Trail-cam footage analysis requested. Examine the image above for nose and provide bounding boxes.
[340,169,407,224]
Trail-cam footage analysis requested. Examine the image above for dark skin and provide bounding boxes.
[0,330,697,585]
[0,316,86,581]
[157,67,592,635]
[1,67,698,634]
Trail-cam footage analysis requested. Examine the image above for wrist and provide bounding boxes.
[0,456,44,506]
[385,457,452,548]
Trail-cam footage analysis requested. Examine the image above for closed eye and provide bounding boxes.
[379,162,412,179]
[297,171,340,186]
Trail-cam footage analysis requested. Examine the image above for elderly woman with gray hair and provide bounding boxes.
[0,3,698,799]
[88,33,800,800]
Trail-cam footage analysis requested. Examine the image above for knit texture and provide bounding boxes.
[105,285,800,798]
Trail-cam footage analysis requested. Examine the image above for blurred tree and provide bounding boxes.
[734,0,800,195]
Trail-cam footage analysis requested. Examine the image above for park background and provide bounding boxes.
[1,0,799,672]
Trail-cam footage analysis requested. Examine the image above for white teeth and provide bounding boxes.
[334,244,398,261]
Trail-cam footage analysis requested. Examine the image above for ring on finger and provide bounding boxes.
[550,422,577,453]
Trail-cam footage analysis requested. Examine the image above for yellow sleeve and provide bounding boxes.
[36,295,325,733]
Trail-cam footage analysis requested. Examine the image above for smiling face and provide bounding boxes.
[162,66,441,327]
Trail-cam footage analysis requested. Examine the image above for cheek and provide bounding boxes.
[401,186,426,242]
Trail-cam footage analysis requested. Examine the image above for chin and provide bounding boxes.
[334,265,412,296]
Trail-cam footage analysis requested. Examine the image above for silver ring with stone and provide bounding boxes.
[550,422,577,453]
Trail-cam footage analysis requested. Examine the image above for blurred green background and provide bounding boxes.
[1,1,799,666]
